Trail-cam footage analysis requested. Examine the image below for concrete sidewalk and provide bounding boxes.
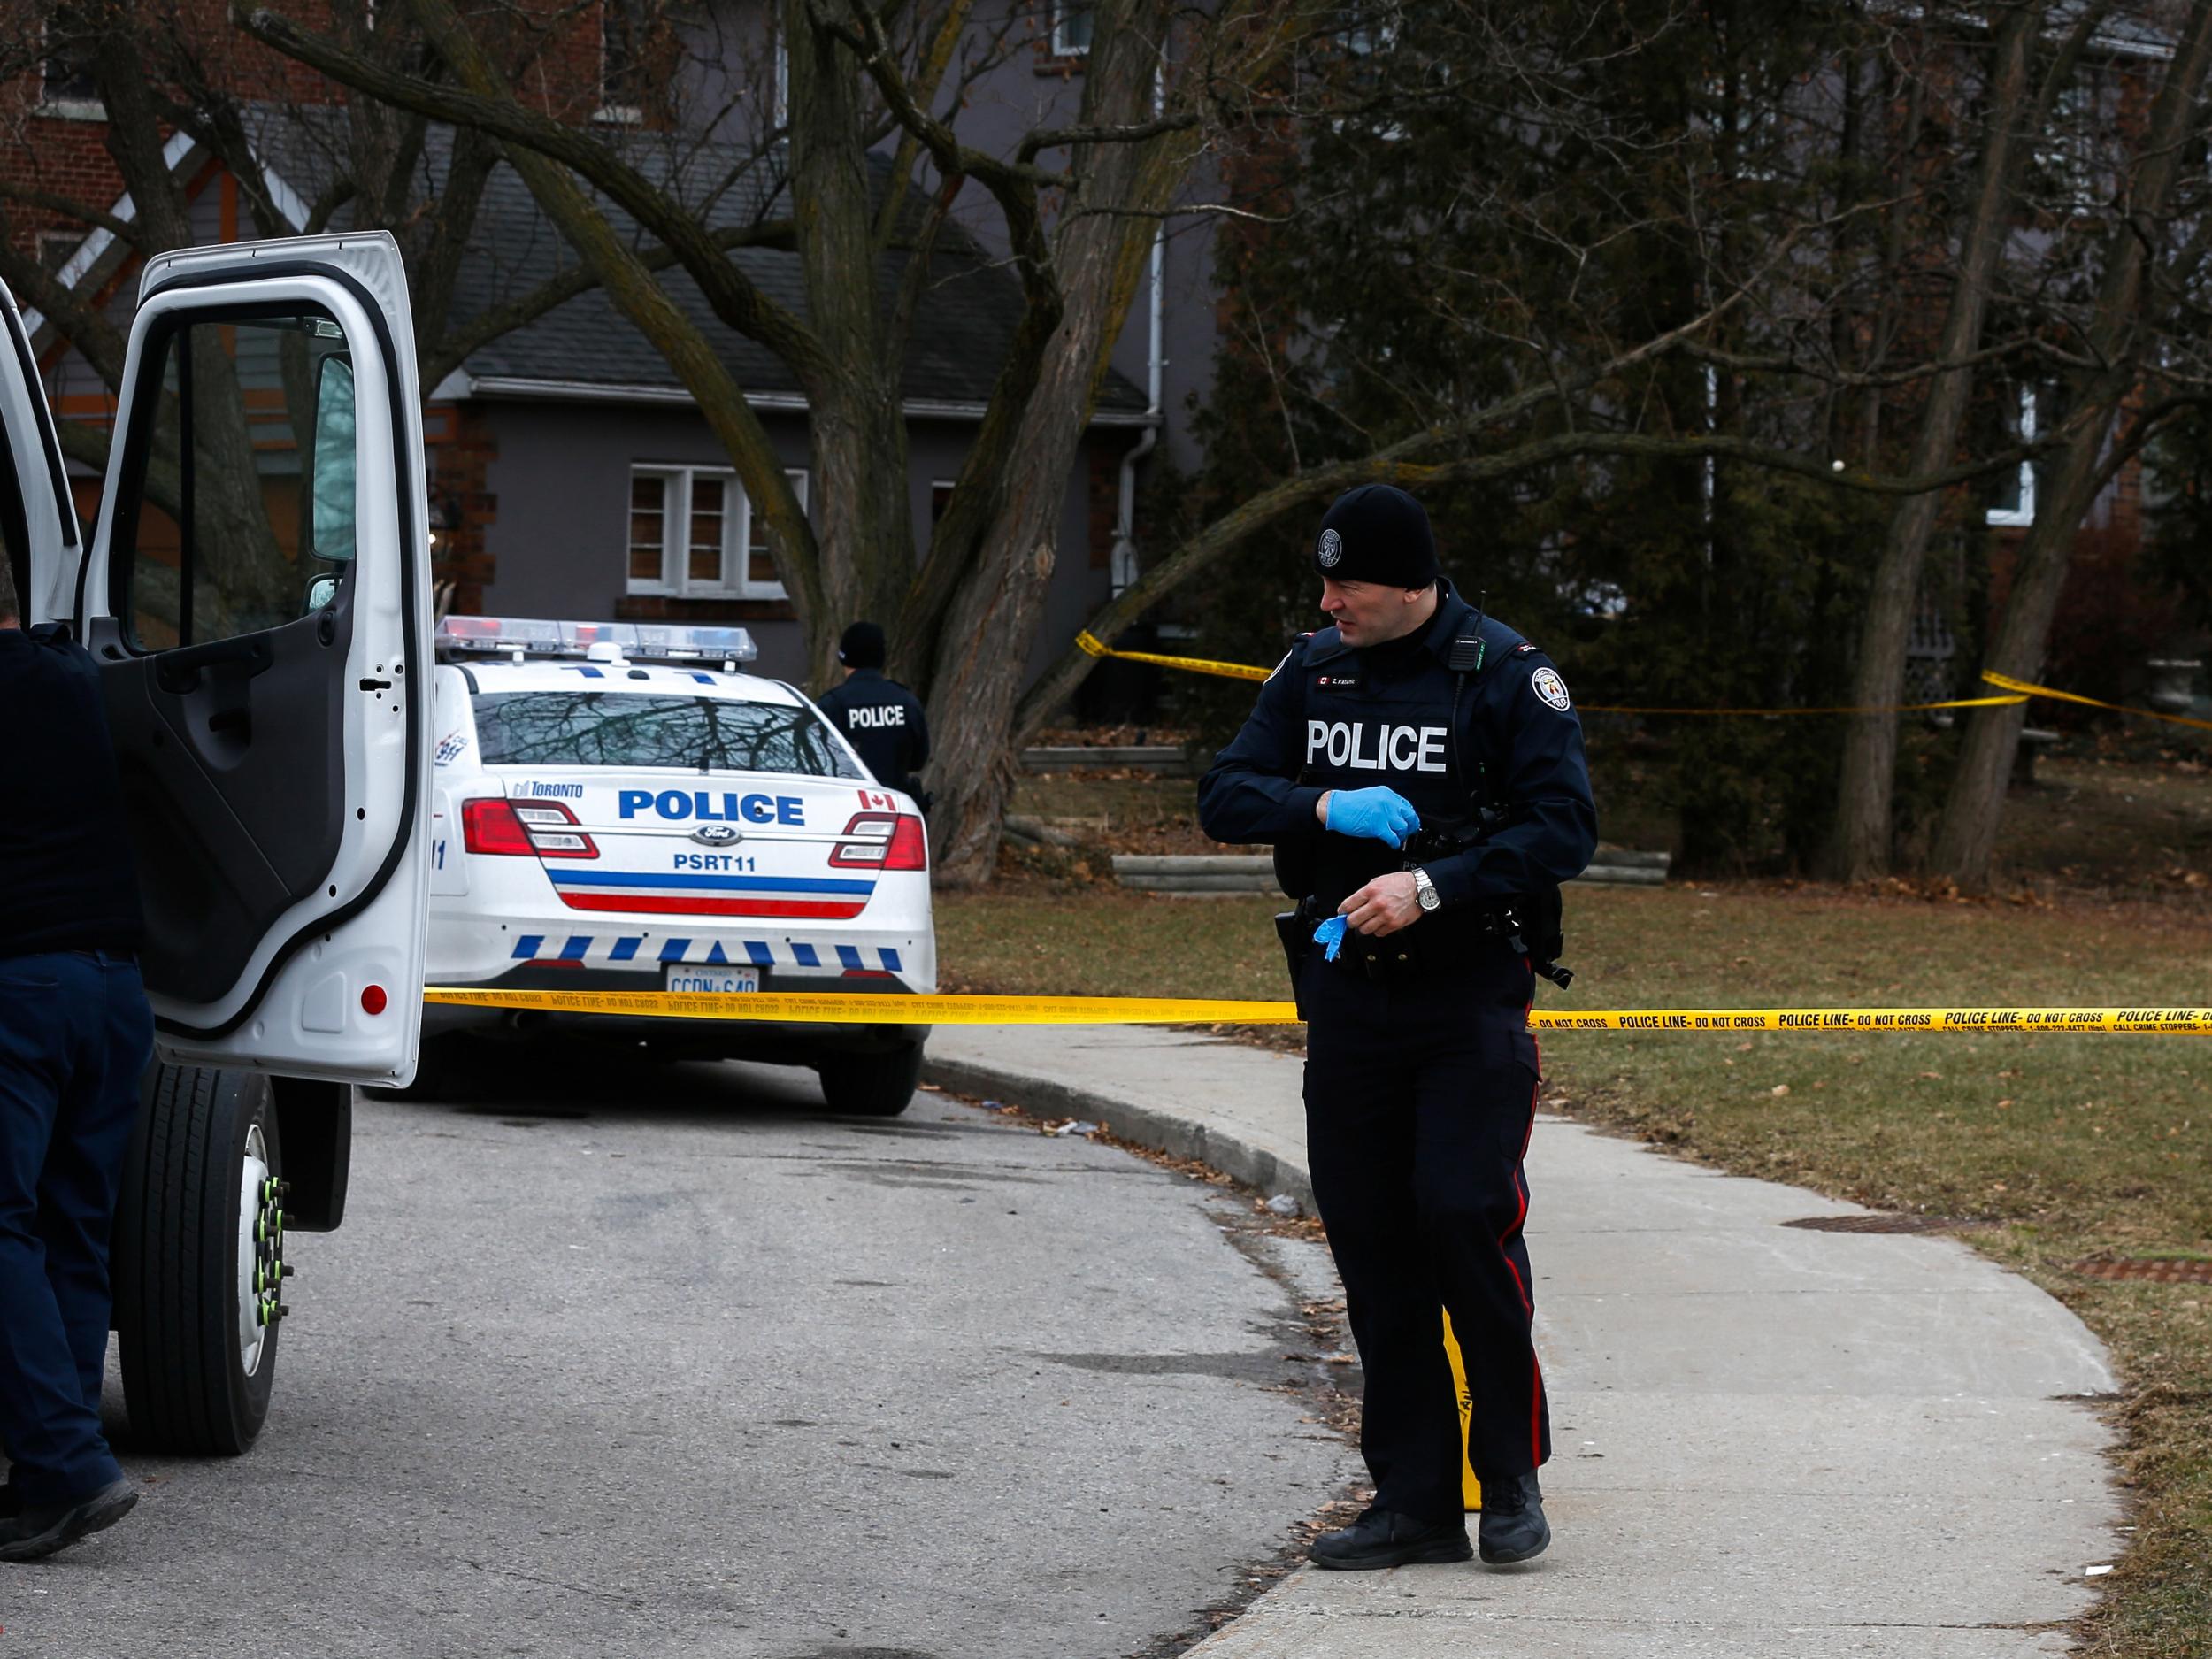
[923,1026,2124,1659]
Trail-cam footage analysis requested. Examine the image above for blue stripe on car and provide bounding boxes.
[513,933,545,959]
[793,942,820,967]
[611,937,641,961]
[836,945,863,970]
[880,948,902,972]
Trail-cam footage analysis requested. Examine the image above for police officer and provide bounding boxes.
[1197,484,1596,1571]
[0,559,151,1560]
[813,622,930,801]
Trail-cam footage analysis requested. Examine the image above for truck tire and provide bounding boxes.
[113,1064,288,1455]
[817,1044,923,1117]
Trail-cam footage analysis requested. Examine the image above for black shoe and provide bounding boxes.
[1309,1507,1471,1571]
[1476,1469,1550,1564]
[0,1478,138,1563]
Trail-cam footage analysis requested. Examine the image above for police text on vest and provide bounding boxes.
[1306,720,1448,772]
[848,706,906,728]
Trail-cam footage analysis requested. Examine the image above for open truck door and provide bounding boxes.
[2,231,433,1453]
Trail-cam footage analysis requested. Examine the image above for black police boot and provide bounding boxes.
[1308,1507,1471,1571]
[1475,1469,1550,1564]
[0,1477,138,1563]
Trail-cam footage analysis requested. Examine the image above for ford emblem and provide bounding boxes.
[691,824,742,845]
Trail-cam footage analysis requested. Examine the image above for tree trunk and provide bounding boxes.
[923,0,1195,885]
[1819,3,2039,883]
[1930,0,2212,888]
[786,0,914,688]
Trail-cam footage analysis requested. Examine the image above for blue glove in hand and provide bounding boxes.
[1312,914,1349,962]
[1325,786,1420,849]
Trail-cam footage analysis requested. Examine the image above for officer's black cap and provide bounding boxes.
[838,621,886,669]
[1313,484,1438,589]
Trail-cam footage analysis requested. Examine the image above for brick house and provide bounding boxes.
[2,0,1224,688]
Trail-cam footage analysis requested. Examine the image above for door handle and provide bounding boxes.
[155,634,275,695]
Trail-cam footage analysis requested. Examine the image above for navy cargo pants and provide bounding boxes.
[0,950,153,1505]
[1301,956,1549,1523]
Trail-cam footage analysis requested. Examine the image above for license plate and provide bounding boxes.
[664,965,761,995]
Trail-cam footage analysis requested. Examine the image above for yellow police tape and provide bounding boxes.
[1071,631,2212,730]
[424,987,2212,1033]
[1072,630,2035,713]
[1578,694,2028,716]
[1075,631,1274,683]
[1983,671,2212,733]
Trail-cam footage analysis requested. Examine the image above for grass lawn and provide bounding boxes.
[937,765,2212,1657]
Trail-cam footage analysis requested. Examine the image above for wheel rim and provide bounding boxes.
[235,1125,284,1376]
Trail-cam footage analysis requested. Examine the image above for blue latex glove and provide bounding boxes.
[1312,914,1349,962]
[1325,786,1420,849]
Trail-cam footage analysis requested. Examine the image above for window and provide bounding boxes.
[472,690,864,779]
[40,25,100,116]
[626,465,803,599]
[116,309,359,651]
[1987,387,2039,527]
[1051,0,1094,56]
[598,0,649,122]
[2033,78,2108,214]
[36,230,82,274]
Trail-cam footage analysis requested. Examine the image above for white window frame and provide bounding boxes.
[1987,388,2038,528]
[1051,0,1094,56]
[626,465,803,600]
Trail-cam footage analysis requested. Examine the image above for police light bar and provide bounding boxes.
[630,623,758,664]
[435,615,759,666]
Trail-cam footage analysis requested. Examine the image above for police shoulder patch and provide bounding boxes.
[1513,641,1540,656]
[1531,665,1572,712]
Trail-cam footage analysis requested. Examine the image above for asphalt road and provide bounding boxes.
[4,1052,1353,1659]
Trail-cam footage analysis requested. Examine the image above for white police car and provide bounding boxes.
[423,616,935,1114]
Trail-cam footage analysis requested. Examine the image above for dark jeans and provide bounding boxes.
[1302,956,1548,1524]
[0,949,154,1504]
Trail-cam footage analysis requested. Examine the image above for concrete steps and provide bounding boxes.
[1111,848,1671,895]
[1019,746,1191,773]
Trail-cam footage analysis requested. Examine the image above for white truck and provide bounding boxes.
[2,232,434,1452]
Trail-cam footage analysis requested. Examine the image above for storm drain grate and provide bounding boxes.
[2070,1257,2212,1285]
[1783,1213,1991,1234]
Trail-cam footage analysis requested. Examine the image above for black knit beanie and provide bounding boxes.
[838,621,887,669]
[1313,484,1439,588]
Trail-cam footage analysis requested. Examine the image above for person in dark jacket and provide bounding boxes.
[0,558,151,1561]
[1197,484,1596,1571]
[814,621,930,801]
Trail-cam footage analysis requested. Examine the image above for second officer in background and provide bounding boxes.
[1197,484,1596,1571]
[815,622,930,803]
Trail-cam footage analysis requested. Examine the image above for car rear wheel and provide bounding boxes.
[816,1044,923,1117]
[113,1064,288,1455]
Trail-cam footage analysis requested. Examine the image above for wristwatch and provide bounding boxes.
[1410,866,1441,912]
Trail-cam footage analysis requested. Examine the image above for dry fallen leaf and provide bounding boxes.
[1770,1084,1791,1097]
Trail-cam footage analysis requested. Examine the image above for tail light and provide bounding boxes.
[829,811,927,871]
[461,797,600,858]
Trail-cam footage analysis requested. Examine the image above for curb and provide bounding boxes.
[918,1053,1317,1213]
